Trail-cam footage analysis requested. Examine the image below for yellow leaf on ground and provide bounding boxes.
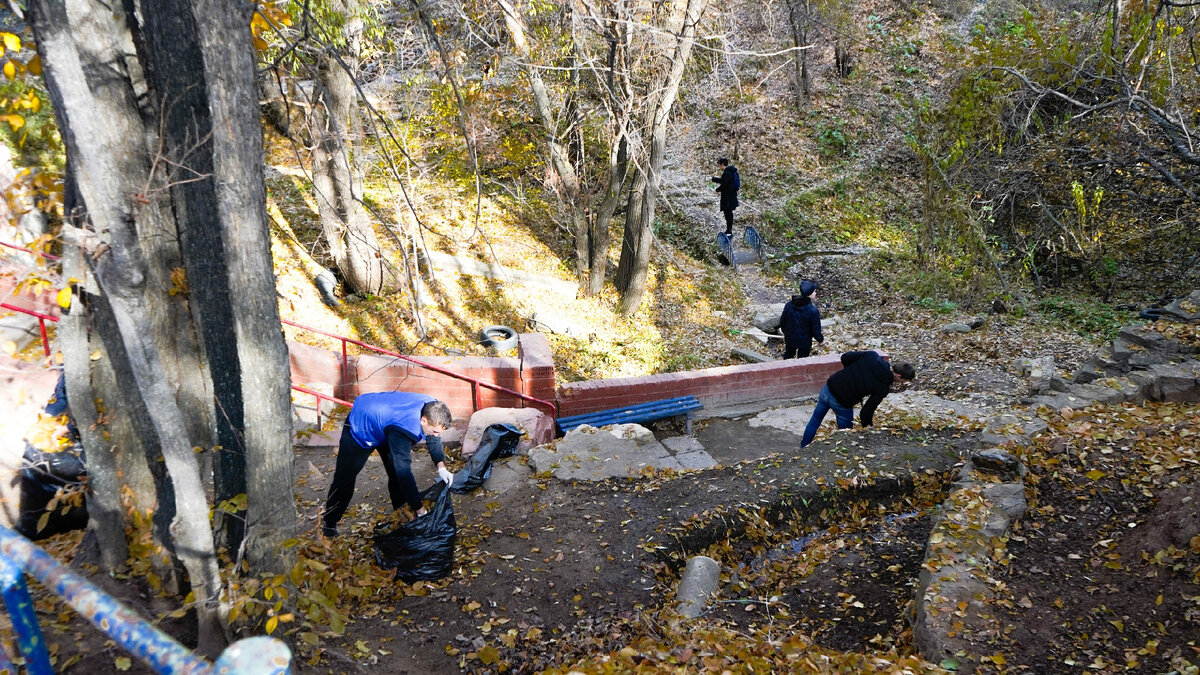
[1085,469,1105,480]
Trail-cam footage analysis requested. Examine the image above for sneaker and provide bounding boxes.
[321,525,339,538]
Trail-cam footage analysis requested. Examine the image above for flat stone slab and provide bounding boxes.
[528,424,719,481]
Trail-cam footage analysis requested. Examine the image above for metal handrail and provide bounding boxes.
[0,301,56,357]
[282,318,558,416]
[0,525,290,674]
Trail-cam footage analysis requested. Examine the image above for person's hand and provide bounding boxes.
[437,466,454,485]
[417,507,428,517]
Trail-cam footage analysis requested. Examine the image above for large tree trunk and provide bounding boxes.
[614,0,707,315]
[310,0,389,296]
[193,0,299,573]
[31,0,300,652]
[59,243,127,572]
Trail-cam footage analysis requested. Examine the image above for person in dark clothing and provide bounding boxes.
[711,157,740,236]
[800,351,915,447]
[780,280,824,359]
[322,392,454,537]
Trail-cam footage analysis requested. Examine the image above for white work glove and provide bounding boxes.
[437,466,455,486]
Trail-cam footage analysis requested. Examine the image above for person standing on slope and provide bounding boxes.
[711,157,740,237]
[780,280,824,359]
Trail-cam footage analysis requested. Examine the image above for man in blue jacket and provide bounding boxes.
[322,391,455,537]
[711,157,740,236]
[780,280,824,359]
[800,351,915,448]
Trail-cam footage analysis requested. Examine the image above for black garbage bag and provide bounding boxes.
[450,423,522,494]
[373,482,456,583]
[16,444,88,540]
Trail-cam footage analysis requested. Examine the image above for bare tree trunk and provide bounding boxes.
[497,0,589,289]
[310,0,389,296]
[588,130,628,295]
[788,0,811,104]
[193,0,299,574]
[59,242,127,572]
[614,0,707,315]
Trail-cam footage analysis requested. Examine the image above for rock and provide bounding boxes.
[676,556,721,619]
[731,348,772,363]
[1160,290,1200,323]
[967,316,986,329]
[461,407,554,458]
[880,322,904,329]
[822,316,839,328]
[1049,374,1072,392]
[939,322,972,333]
[1069,382,1132,405]
[990,298,1007,314]
[1148,360,1200,402]
[750,303,785,332]
[528,424,662,481]
[1014,355,1056,394]
[971,449,1024,481]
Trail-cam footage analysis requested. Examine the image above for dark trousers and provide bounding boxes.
[784,338,813,359]
[722,209,734,234]
[323,425,412,528]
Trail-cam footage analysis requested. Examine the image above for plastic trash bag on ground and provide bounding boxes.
[17,443,88,540]
[450,423,521,494]
[373,482,456,583]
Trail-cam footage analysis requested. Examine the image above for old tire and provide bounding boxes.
[480,325,518,352]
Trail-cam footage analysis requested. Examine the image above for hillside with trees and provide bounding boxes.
[0,0,1198,671]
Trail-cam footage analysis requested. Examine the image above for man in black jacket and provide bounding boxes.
[780,280,824,358]
[711,157,740,236]
[800,351,915,447]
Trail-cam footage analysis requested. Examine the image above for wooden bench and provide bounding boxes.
[556,396,704,435]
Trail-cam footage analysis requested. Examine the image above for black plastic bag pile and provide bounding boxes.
[450,423,521,494]
[17,444,88,540]
[373,482,457,583]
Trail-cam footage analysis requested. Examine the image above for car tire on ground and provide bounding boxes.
[480,325,518,352]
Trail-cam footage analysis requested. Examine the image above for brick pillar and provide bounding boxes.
[518,332,557,415]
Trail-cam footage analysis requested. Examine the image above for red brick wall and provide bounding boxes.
[556,353,855,417]
[286,333,556,420]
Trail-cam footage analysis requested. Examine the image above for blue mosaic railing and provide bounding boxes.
[0,526,291,674]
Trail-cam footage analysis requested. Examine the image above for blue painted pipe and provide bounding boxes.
[0,526,292,675]
[0,552,53,674]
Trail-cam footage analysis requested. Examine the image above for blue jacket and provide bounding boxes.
[780,295,823,344]
[347,392,444,464]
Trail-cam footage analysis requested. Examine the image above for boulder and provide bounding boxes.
[461,407,554,458]
[1148,360,1200,402]
[971,449,1024,482]
[939,322,972,333]
[751,303,785,333]
[966,316,986,329]
[1161,290,1200,323]
[527,423,670,481]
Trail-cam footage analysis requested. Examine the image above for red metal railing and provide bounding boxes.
[1,243,557,423]
[0,241,60,261]
[281,318,557,417]
[0,302,55,357]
